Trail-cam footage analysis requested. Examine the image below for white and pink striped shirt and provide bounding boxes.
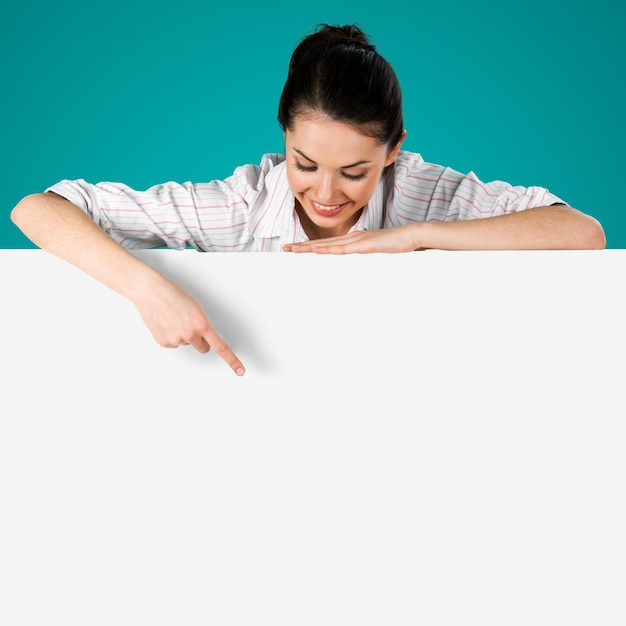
[46,151,565,252]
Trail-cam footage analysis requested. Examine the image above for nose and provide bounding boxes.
[314,172,338,204]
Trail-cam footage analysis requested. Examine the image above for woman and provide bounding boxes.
[10,24,606,376]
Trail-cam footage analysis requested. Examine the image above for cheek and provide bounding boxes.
[353,179,378,203]
[286,170,308,194]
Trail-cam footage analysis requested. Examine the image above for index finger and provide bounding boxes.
[284,232,363,251]
[202,327,246,376]
[285,238,362,254]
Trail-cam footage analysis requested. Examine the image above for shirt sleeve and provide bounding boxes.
[45,159,275,251]
[388,152,567,224]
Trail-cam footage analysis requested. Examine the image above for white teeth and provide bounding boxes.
[313,201,343,212]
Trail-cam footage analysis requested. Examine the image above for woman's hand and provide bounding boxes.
[283,224,419,254]
[133,274,245,376]
[11,192,245,376]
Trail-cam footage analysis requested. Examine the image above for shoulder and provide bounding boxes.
[229,153,287,193]
[387,150,452,186]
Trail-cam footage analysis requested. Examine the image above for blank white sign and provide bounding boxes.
[1,249,624,625]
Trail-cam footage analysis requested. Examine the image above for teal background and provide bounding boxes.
[2,0,624,247]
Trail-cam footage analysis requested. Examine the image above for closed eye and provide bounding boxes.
[295,162,316,173]
[342,172,366,181]
[295,161,366,181]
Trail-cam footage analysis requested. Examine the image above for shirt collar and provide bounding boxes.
[352,176,386,232]
[247,158,296,241]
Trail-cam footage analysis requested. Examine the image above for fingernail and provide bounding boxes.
[236,367,245,376]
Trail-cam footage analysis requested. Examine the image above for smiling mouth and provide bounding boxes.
[310,200,348,217]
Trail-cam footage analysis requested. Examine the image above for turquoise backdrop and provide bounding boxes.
[2,0,624,247]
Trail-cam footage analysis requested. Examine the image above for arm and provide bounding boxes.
[284,204,606,253]
[11,192,246,375]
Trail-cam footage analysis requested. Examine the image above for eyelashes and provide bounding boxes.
[294,162,316,173]
[294,162,366,181]
[342,172,367,181]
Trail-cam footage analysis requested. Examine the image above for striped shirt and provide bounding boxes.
[46,151,565,252]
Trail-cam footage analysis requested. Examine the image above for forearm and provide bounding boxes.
[10,192,164,303]
[412,205,606,251]
[11,191,245,373]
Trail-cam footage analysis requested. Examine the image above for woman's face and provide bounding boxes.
[285,114,403,240]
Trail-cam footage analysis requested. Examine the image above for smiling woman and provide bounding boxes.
[10,23,606,376]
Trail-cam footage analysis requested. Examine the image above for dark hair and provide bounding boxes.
[277,24,404,150]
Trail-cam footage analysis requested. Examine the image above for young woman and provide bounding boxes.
[10,24,606,376]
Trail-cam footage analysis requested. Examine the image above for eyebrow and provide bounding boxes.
[293,148,371,169]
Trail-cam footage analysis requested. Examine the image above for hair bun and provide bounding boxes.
[315,23,374,50]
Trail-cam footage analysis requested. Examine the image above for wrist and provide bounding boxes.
[407,221,426,251]
[123,259,169,307]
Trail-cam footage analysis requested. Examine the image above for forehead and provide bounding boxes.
[286,114,386,164]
